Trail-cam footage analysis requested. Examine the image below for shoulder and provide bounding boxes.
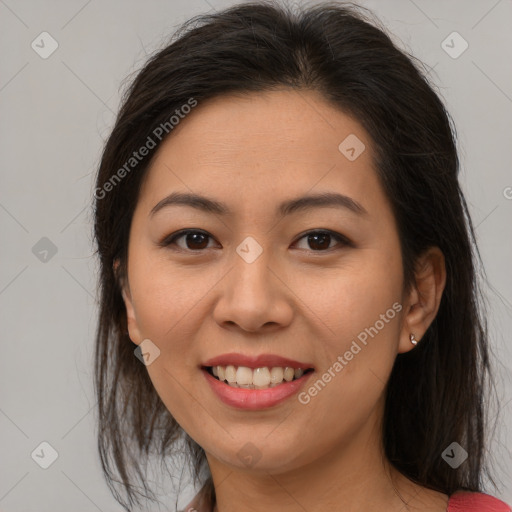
[178,503,203,512]
[448,491,511,511]
[178,500,205,512]
[179,492,211,512]
[181,490,512,512]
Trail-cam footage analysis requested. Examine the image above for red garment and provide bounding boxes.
[182,491,511,511]
[447,491,511,511]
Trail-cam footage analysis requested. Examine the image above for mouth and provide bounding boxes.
[202,365,315,390]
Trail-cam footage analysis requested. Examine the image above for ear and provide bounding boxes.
[114,258,143,345]
[398,246,446,354]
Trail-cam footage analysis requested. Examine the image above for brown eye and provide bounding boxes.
[160,230,216,251]
[159,229,351,254]
[181,232,210,250]
[294,230,350,252]
[307,232,331,250]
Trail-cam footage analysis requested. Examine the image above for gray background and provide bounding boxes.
[1,0,511,510]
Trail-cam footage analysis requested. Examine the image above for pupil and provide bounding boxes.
[309,233,330,250]
[187,233,208,249]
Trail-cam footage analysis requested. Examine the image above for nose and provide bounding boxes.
[212,247,294,333]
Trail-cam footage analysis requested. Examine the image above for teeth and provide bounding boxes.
[225,365,237,383]
[269,367,283,384]
[283,367,294,382]
[236,366,253,385]
[209,365,310,389]
[253,367,271,387]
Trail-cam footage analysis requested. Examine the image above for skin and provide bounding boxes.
[120,89,448,512]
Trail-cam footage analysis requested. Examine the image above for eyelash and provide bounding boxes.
[158,229,353,254]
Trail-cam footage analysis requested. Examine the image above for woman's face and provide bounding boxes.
[121,89,416,474]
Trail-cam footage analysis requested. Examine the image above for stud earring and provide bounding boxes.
[410,333,418,345]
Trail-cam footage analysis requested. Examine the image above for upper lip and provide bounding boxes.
[202,352,314,370]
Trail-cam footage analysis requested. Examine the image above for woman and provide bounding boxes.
[92,2,511,511]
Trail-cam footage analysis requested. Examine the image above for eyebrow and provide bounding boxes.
[149,191,368,218]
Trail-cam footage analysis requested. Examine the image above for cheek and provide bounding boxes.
[127,257,212,428]
[128,254,213,343]
[317,248,402,336]
[310,247,403,388]
[293,270,402,462]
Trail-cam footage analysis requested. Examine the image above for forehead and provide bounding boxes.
[136,89,387,221]
[161,89,369,164]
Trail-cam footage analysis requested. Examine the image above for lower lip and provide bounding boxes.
[202,368,314,410]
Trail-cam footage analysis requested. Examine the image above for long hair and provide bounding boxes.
[92,2,497,510]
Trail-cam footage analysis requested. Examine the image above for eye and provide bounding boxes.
[159,229,218,251]
[293,230,351,252]
[159,229,352,253]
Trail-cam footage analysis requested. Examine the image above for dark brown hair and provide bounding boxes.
[93,1,498,510]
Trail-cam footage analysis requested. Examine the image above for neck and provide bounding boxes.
[206,403,423,512]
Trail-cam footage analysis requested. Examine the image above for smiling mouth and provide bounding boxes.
[203,365,314,389]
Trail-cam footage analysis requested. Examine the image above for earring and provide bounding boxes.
[410,333,418,345]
